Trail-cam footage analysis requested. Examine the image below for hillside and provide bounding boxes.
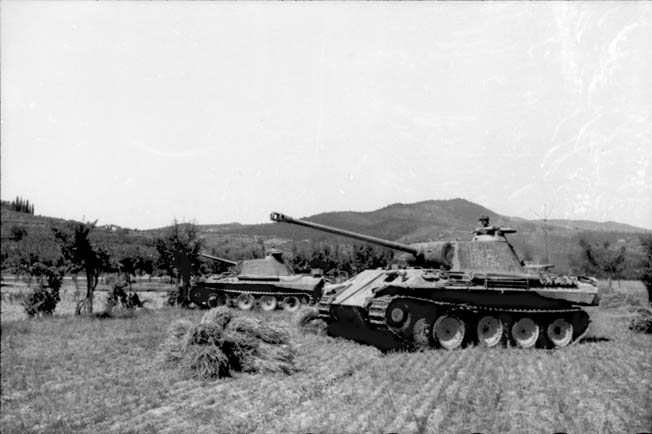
[3,199,649,275]
[0,207,157,253]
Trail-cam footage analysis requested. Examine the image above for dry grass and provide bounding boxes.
[1,281,651,434]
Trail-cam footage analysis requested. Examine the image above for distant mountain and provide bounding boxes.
[193,198,649,273]
[545,219,647,233]
[199,198,649,241]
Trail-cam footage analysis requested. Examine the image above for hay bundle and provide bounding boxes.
[224,316,261,338]
[187,322,224,346]
[161,310,295,380]
[255,323,291,344]
[201,306,233,328]
[182,345,230,379]
[226,316,290,344]
[242,343,296,374]
[295,307,328,335]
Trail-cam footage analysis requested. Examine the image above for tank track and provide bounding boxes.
[217,288,311,298]
[194,287,314,309]
[367,295,590,349]
[317,295,335,320]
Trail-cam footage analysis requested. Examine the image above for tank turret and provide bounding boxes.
[270,212,525,274]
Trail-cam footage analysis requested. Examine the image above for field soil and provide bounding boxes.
[1,281,651,434]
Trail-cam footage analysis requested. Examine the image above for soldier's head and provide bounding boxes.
[479,215,490,226]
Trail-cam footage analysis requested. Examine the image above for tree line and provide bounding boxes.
[2,219,651,316]
[2,196,35,215]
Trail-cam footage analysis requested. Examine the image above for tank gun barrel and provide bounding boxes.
[270,212,419,256]
[200,253,238,267]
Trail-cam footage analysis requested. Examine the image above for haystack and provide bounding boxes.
[200,306,233,328]
[160,308,296,379]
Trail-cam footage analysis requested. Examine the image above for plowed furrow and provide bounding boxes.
[590,342,650,432]
[105,379,236,434]
[345,353,435,431]
[503,352,558,433]
[384,350,467,433]
[428,348,490,432]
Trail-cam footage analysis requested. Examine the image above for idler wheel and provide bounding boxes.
[236,293,255,311]
[282,296,300,312]
[511,317,540,349]
[476,315,504,348]
[433,315,466,350]
[259,295,277,311]
[546,318,573,348]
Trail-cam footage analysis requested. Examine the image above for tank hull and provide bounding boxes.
[189,275,323,310]
[318,269,597,349]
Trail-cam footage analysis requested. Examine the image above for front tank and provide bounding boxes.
[271,211,599,350]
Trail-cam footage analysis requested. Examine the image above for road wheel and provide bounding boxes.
[386,300,411,330]
[511,317,539,349]
[207,294,219,308]
[546,318,573,348]
[282,296,300,312]
[216,294,230,307]
[260,295,278,312]
[476,315,504,348]
[412,316,434,348]
[433,315,466,350]
[236,293,255,311]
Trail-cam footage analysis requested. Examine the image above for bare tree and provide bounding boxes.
[640,235,652,306]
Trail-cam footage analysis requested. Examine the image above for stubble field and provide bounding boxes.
[1,281,651,434]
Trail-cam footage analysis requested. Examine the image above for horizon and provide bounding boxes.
[3,196,650,233]
[2,2,651,230]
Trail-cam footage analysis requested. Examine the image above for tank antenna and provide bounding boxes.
[531,204,552,264]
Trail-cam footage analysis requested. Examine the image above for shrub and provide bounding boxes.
[105,282,143,313]
[22,287,60,317]
[629,307,652,334]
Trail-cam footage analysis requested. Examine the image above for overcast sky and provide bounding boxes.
[2,1,651,230]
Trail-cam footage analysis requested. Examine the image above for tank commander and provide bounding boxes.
[474,215,498,236]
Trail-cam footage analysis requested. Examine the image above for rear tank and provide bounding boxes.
[270,212,599,349]
[188,249,324,312]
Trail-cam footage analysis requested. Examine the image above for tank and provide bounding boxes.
[270,212,599,349]
[188,249,324,312]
